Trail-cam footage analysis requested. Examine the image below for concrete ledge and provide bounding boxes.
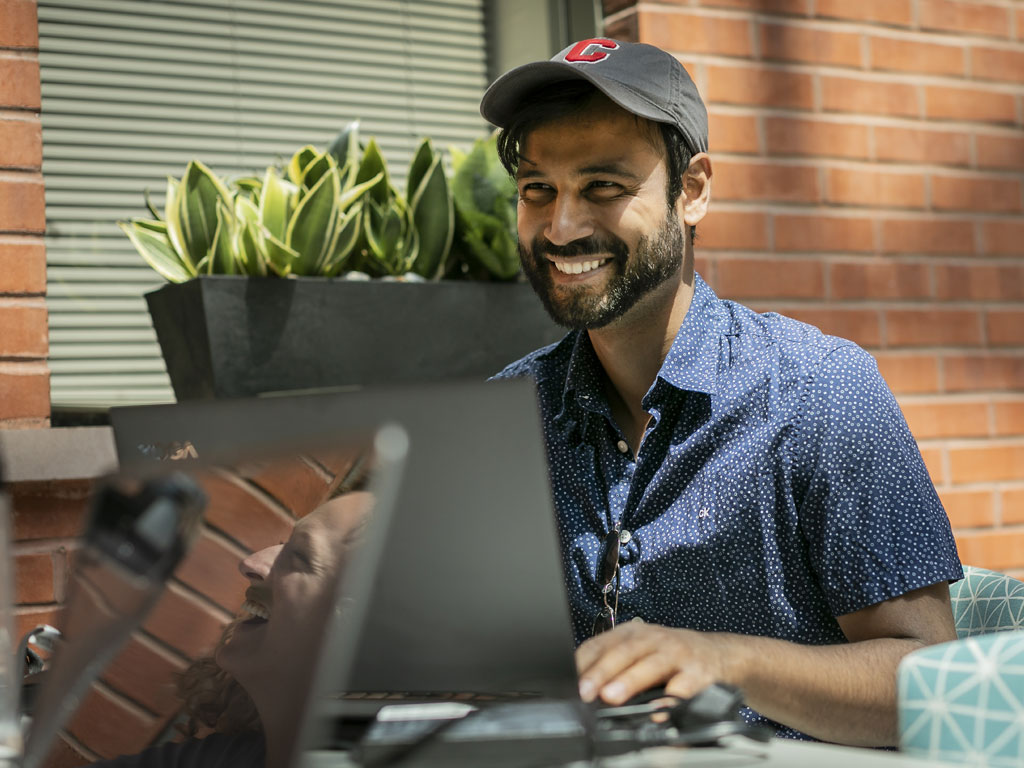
[0,426,117,482]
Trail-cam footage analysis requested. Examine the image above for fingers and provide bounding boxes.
[576,624,677,703]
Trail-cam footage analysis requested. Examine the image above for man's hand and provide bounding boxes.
[576,622,737,705]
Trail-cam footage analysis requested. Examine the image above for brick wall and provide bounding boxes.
[12,451,354,764]
[604,0,1024,575]
[0,0,50,427]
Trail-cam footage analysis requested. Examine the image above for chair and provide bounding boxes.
[949,565,1024,638]
[897,566,1024,766]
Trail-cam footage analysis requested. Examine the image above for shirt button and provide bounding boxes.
[616,439,629,454]
[631,616,644,624]
[619,529,632,545]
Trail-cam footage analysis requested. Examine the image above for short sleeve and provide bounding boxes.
[793,344,962,617]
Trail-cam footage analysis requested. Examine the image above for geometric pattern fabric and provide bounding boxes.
[898,566,1024,766]
[950,565,1024,638]
[898,630,1024,767]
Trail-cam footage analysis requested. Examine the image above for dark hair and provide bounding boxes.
[495,80,697,241]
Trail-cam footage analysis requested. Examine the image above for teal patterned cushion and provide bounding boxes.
[950,565,1024,638]
[899,634,1024,765]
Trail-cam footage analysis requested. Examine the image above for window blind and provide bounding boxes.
[39,0,489,407]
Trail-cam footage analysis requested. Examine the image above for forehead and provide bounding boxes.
[517,98,666,173]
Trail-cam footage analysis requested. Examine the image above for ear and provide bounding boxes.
[678,153,712,227]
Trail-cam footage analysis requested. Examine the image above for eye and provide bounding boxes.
[518,182,554,204]
[584,181,622,200]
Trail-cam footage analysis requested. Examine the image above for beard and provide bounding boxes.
[518,211,685,330]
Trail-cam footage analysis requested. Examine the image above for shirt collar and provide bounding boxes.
[559,273,724,414]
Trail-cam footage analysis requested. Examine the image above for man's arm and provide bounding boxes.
[575,581,957,747]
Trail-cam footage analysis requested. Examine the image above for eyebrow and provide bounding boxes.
[516,162,644,182]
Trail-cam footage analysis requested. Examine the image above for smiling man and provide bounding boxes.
[481,39,962,746]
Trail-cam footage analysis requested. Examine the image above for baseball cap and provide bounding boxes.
[480,38,708,154]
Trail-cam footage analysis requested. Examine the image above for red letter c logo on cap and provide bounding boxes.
[564,38,620,64]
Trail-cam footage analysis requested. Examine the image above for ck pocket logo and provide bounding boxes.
[564,38,619,64]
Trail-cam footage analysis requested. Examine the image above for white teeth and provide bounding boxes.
[241,599,270,620]
[553,259,607,275]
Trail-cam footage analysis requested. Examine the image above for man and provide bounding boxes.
[480,38,962,747]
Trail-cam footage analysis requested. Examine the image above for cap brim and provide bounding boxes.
[480,60,675,129]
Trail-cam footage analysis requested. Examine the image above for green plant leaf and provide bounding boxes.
[338,170,384,211]
[288,145,319,185]
[285,165,341,274]
[327,120,361,170]
[143,188,162,221]
[163,176,192,270]
[212,199,237,275]
[300,152,332,191]
[323,201,363,276]
[257,226,300,276]
[178,160,234,266]
[409,156,453,280]
[260,166,292,242]
[406,138,435,203]
[119,220,194,282]
[355,138,390,206]
[233,176,263,195]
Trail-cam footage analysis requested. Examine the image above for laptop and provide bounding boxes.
[110,379,590,763]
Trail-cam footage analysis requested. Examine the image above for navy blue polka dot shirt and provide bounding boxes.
[495,273,962,737]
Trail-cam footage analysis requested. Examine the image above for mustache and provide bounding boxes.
[531,235,629,260]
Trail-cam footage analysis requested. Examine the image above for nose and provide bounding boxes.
[239,543,283,581]
[544,194,594,247]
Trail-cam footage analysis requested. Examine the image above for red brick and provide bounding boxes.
[14,551,54,604]
[977,133,1024,172]
[0,175,46,232]
[143,583,229,658]
[955,529,1024,571]
[870,36,965,77]
[885,309,983,347]
[0,237,46,293]
[706,64,814,109]
[716,257,823,299]
[901,399,990,439]
[0,0,39,48]
[774,215,875,253]
[708,112,760,154]
[603,13,637,42]
[66,684,161,759]
[698,210,768,250]
[874,125,971,167]
[994,400,1024,437]
[0,301,47,356]
[0,363,50,420]
[950,442,1024,484]
[971,47,1024,84]
[882,218,974,255]
[638,10,754,57]
[821,75,919,118]
[944,354,1024,392]
[1002,487,1024,523]
[814,0,913,26]
[982,219,1024,255]
[102,634,187,716]
[764,117,870,159]
[0,56,40,109]
[829,261,931,300]
[876,353,941,393]
[174,529,249,613]
[938,488,995,529]
[10,480,91,540]
[774,307,882,347]
[697,0,809,14]
[987,310,1024,346]
[239,456,336,518]
[932,175,1021,213]
[39,736,92,768]
[759,22,861,67]
[918,447,945,486]
[925,84,1017,125]
[196,470,295,553]
[713,159,819,203]
[0,117,42,169]
[920,0,1012,39]
[935,264,1024,301]
[826,167,926,209]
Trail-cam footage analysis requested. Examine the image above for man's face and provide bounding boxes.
[515,102,685,329]
[216,491,372,718]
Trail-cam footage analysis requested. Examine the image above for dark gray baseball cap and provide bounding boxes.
[480,38,708,154]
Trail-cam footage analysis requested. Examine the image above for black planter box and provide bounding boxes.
[146,276,564,400]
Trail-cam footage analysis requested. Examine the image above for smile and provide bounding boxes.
[241,598,270,621]
[550,258,610,275]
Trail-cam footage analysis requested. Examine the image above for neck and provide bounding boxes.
[587,256,695,448]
